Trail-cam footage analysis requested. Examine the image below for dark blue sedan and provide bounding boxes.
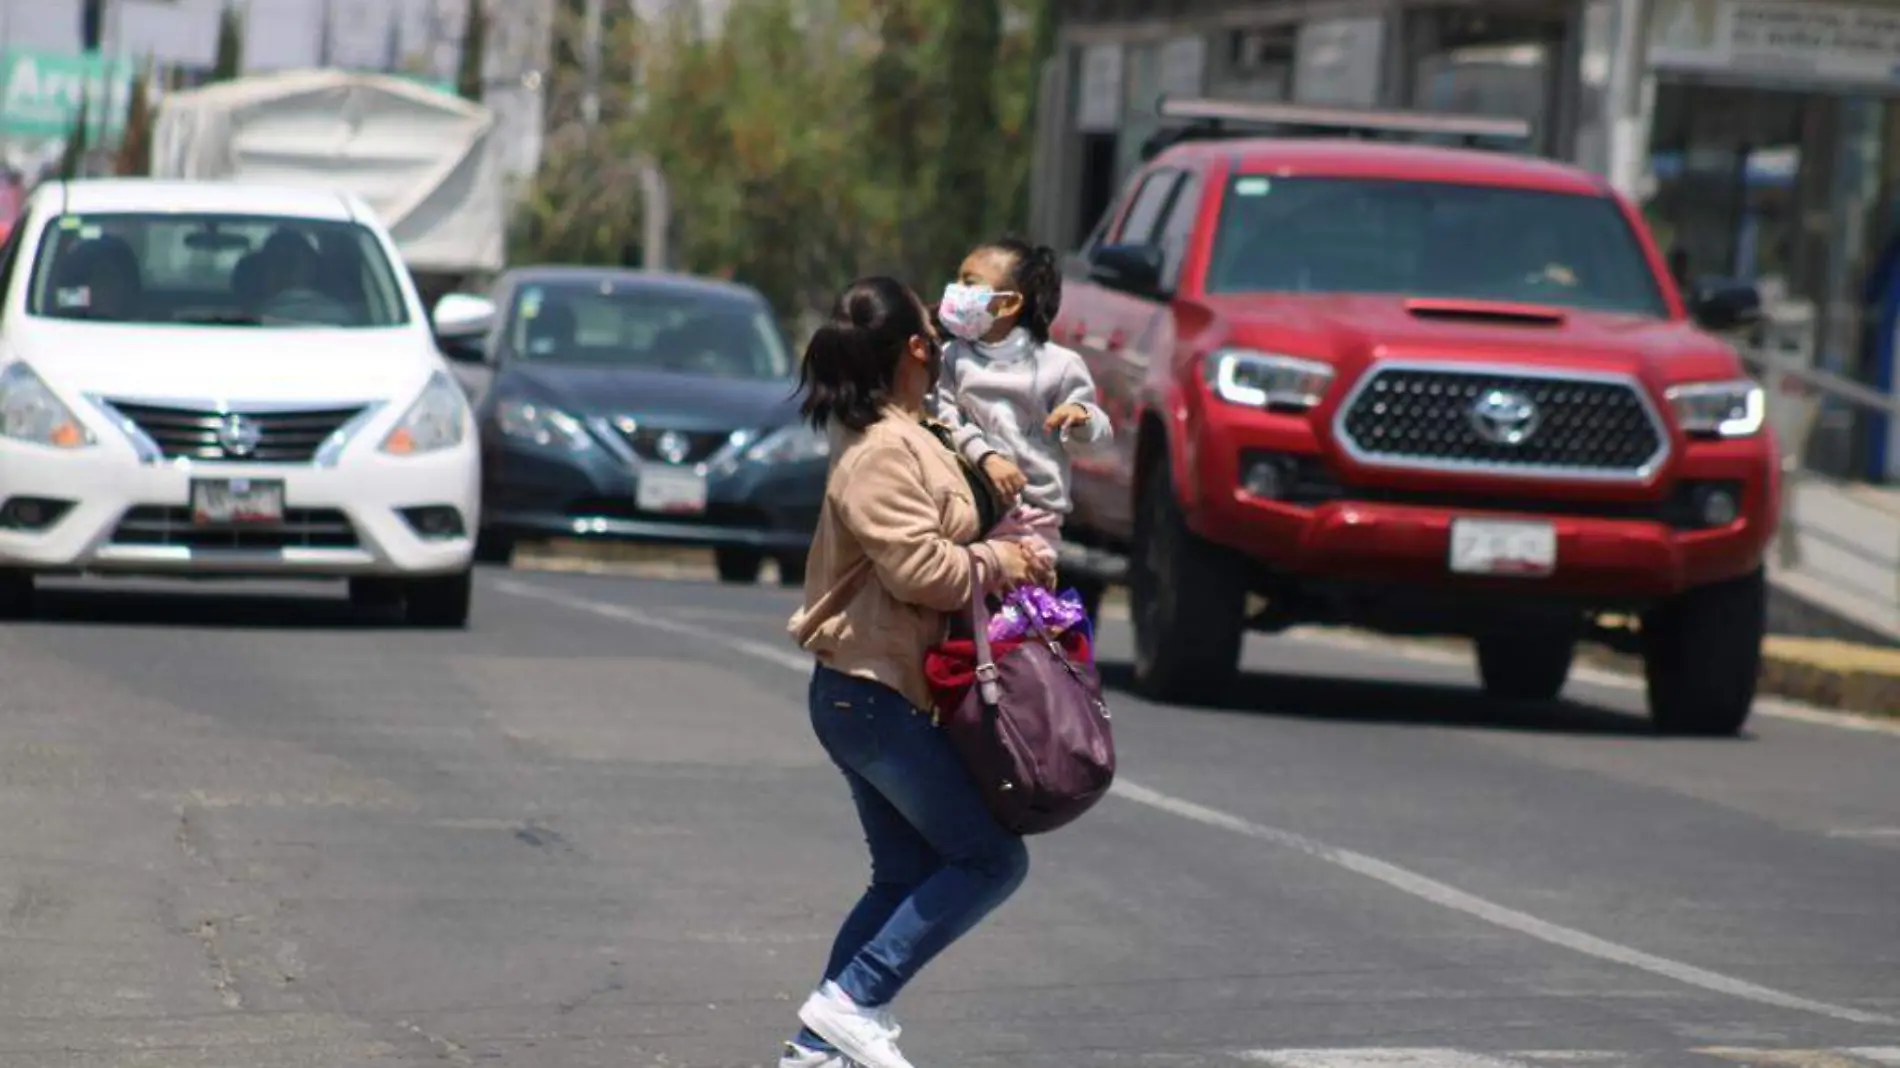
[432,267,825,585]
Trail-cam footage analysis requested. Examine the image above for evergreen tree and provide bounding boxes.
[457,0,487,101]
[932,0,1002,252]
[211,3,244,82]
[115,64,154,176]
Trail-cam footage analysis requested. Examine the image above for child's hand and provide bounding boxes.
[1045,404,1092,435]
[980,453,1027,504]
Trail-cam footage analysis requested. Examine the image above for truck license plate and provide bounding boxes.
[1449,519,1556,577]
[191,478,286,525]
[636,467,708,515]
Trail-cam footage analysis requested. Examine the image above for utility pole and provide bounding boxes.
[1602,0,1653,200]
[581,0,602,128]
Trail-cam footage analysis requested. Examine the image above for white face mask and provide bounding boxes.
[938,283,1016,342]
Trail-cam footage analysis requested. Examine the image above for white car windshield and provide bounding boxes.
[25,212,411,328]
[1205,177,1670,318]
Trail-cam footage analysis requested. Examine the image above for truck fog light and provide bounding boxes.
[1697,487,1739,527]
[1242,457,1286,499]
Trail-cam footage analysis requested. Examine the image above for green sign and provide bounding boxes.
[0,50,134,142]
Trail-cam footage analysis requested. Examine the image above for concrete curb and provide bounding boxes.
[514,542,1899,720]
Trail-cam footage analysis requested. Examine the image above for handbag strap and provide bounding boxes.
[966,545,1003,706]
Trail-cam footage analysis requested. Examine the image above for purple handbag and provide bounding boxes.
[936,549,1116,836]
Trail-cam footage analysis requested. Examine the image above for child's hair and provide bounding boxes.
[979,237,1062,344]
[797,276,930,433]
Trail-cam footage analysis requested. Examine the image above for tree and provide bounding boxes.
[457,0,487,101]
[931,0,1002,255]
[211,2,244,82]
[115,64,154,176]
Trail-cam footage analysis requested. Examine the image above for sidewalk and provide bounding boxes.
[1768,475,1900,647]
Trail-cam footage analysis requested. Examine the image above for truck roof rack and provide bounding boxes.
[1141,96,1537,161]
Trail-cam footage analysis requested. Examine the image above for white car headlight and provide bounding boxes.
[1666,379,1765,438]
[0,362,92,449]
[1204,348,1335,410]
[745,423,829,465]
[493,396,592,452]
[380,371,469,456]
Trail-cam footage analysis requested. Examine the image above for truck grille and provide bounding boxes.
[1337,366,1666,479]
[111,506,359,549]
[611,422,734,466]
[105,401,366,463]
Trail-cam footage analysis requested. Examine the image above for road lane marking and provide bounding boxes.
[1238,1051,1564,1067]
[493,577,1897,1028]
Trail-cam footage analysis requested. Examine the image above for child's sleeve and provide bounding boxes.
[1051,346,1113,446]
[926,347,1000,466]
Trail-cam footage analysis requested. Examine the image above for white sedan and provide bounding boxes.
[0,179,481,625]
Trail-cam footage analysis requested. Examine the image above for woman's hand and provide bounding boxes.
[985,538,1055,591]
[980,453,1027,505]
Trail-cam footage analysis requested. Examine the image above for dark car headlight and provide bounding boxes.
[493,396,594,452]
[744,424,830,465]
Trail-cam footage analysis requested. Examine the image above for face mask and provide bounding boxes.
[938,283,1016,342]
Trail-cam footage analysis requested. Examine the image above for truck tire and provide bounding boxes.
[774,553,808,588]
[1476,626,1577,702]
[1641,568,1765,737]
[1130,453,1245,704]
[716,548,764,585]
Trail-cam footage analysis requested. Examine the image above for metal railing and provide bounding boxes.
[1738,342,1900,613]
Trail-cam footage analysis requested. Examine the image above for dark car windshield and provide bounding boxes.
[1205,176,1669,317]
[27,212,411,327]
[506,280,792,380]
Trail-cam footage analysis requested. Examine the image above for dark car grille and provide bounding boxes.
[612,422,735,466]
[1338,367,1665,477]
[111,506,360,550]
[105,401,366,463]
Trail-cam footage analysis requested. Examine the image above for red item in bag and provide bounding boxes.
[925,632,1094,717]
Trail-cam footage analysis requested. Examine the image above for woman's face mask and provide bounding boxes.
[938,283,1015,342]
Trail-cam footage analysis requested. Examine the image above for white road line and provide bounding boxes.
[1237,1051,1543,1067]
[492,577,1897,1028]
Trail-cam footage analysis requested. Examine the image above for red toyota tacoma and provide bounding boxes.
[1054,108,1776,736]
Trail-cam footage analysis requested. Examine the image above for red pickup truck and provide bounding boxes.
[1054,103,1776,736]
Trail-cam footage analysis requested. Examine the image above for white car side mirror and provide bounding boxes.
[432,293,496,341]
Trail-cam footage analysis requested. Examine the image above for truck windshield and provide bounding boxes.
[26,213,411,328]
[507,280,792,380]
[1205,176,1669,317]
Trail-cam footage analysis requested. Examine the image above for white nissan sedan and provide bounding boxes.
[0,180,480,625]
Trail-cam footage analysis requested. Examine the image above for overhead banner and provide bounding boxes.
[0,50,135,142]
[1648,0,1900,90]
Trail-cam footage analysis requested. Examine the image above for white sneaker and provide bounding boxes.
[796,981,913,1068]
[779,1041,847,1068]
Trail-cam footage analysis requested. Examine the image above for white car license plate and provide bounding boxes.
[1449,519,1556,577]
[191,478,286,525]
[636,467,708,516]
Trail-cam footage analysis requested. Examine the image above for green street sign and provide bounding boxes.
[0,50,134,141]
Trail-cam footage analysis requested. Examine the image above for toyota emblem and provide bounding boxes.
[655,430,692,465]
[216,413,265,457]
[1468,389,1540,446]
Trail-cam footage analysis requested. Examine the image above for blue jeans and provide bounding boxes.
[793,666,1030,1052]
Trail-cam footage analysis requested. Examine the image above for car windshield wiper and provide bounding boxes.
[173,312,265,326]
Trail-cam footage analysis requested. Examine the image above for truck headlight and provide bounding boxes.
[1666,380,1765,439]
[380,372,469,456]
[745,423,829,464]
[1204,348,1334,411]
[494,396,592,452]
[0,363,92,449]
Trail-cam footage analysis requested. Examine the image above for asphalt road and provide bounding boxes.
[0,568,1896,1068]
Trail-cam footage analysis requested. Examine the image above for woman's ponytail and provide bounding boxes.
[797,276,928,433]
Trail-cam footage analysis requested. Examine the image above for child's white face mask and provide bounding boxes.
[938,283,1016,342]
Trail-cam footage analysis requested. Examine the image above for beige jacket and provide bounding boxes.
[789,407,986,711]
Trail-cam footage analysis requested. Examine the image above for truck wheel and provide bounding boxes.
[1476,626,1577,702]
[403,569,473,629]
[774,553,808,588]
[1130,454,1245,704]
[716,549,764,585]
[1641,568,1765,737]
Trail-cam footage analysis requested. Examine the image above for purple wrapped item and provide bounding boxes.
[988,585,1092,644]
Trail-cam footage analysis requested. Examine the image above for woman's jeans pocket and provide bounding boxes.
[809,667,904,769]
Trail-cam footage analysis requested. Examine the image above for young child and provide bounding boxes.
[928,238,1111,558]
